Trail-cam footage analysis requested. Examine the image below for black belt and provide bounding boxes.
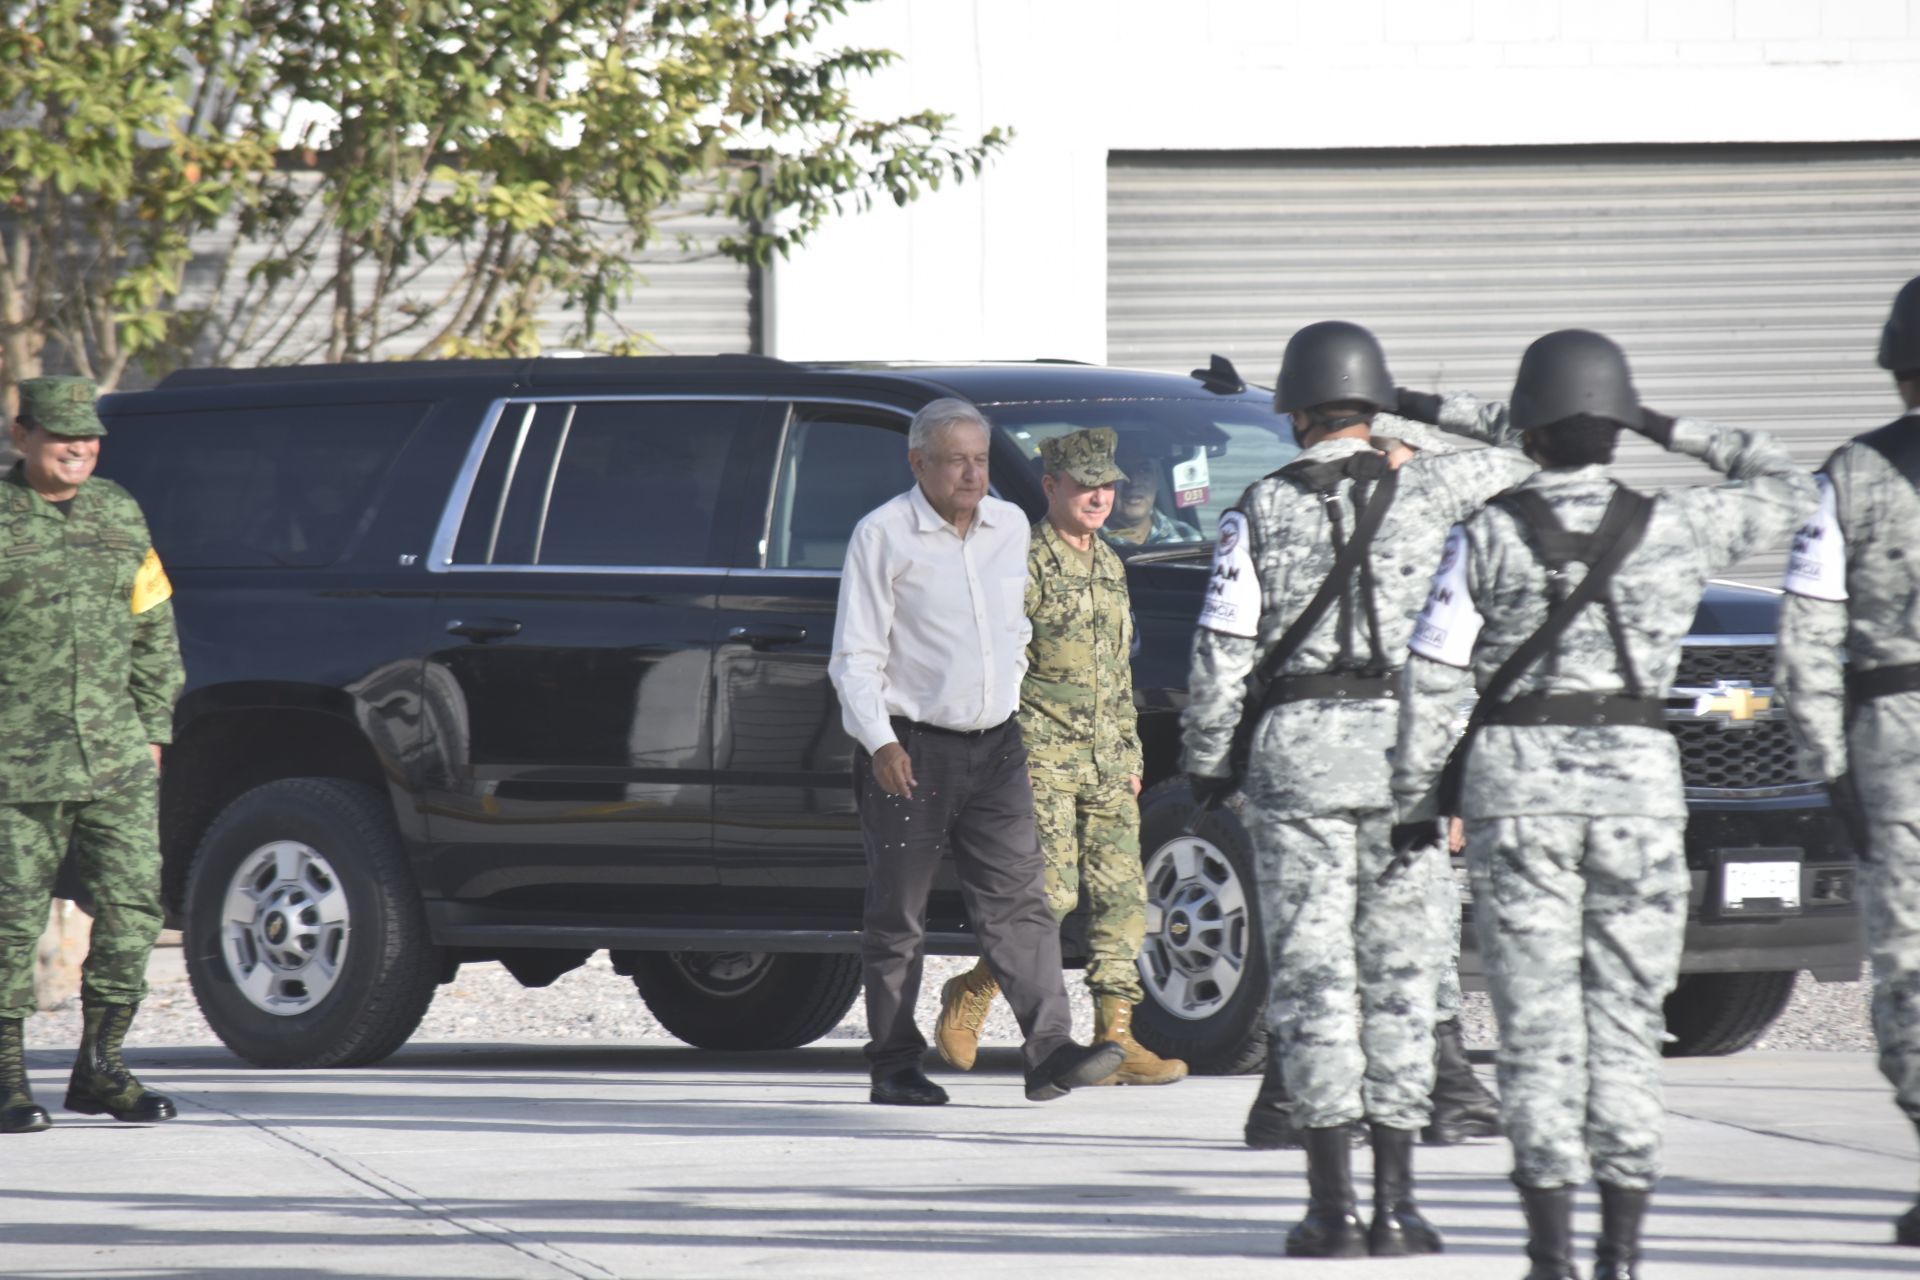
[890,714,1013,740]
[1846,661,1920,704]
[1484,692,1666,730]
[1267,671,1399,704]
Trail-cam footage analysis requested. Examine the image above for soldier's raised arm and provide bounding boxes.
[1639,410,1819,573]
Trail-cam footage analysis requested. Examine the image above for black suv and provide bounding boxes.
[93,356,1860,1072]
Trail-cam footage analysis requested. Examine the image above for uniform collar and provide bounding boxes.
[909,482,999,536]
[1297,436,1375,465]
[1036,517,1123,579]
[1516,463,1612,490]
[3,461,75,520]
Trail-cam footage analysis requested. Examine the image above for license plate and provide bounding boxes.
[1721,859,1801,914]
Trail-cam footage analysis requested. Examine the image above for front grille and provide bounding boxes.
[1669,718,1810,792]
[1676,644,1775,686]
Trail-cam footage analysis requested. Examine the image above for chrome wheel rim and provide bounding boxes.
[219,841,350,1016]
[1138,833,1252,1021]
[669,950,774,998]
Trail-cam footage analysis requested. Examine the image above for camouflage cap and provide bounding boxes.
[1039,427,1128,487]
[17,376,105,437]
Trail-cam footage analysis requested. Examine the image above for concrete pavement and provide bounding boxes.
[1,1041,1915,1279]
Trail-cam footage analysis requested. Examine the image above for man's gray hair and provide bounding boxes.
[907,397,990,453]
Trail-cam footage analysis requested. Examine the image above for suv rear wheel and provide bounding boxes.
[1126,778,1268,1075]
[1662,970,1798,1057]
[184,778,439,1068]
[626,951,862,1050]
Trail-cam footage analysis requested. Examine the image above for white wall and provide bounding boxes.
[768,0,1920,363]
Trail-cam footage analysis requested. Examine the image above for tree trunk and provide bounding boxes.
[33,900,91,1011]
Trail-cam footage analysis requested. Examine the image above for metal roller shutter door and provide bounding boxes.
[1108,145,1920,582]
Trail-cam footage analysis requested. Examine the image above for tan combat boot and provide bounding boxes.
[1094,996,1188,1085]
[934,962,999,1070]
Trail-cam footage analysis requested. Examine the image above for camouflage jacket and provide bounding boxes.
[1021,519,1143,783]
[1181,400,1534,819]
[0,464,183,801]
[1394,419,1817,822]
[1776,409,1920,820]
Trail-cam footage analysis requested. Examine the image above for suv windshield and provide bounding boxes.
[988,395,1298,553]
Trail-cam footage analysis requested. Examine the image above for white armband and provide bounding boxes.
[1196,509,1260,637]
[1408,524,1482,667]
[1782,473,1848,601]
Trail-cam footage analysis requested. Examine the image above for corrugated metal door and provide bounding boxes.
[1108,145,1920,581]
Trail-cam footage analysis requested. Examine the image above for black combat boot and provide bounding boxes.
[1244,1040,1302,1149]
[1423,1016,1502,1145]
[1366,1122,1443,1256]
[1518,1182,1579,1280]
[1285,1126,1369,1258]
[1592,1182,1649,1279]
[1899,1117,1920,1246]
[2,1017,51,1134]
[65,1002,176,1123]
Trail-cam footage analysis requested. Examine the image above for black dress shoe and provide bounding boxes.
[870,1067,948,1106]
[1024,1041,1126,1101]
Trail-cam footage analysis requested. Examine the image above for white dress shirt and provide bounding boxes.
[828,485,1032,754]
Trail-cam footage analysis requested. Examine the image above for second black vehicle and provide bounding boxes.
[94,355,1860,1071]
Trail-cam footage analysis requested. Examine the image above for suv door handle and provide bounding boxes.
[726,623,808,650]
[447,617,523,642]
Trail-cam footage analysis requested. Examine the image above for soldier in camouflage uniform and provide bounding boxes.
[1775,274,1920,1247]
[936,428,1186,1086]
[1182,321,1534,1259]
[1392,331,1815,1279]
[0,377,184,1136]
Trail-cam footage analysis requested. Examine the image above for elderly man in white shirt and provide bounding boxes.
[830,398,1125,1107]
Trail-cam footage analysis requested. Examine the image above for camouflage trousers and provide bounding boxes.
[1863,820,1920,1125]
[1431,855,1465,1022]
[1467,814,1687,1191]
[0,782,163,1022]
[1032,769,1145,1003]
[1247,806,1441,1131]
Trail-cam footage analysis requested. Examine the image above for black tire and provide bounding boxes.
[1127,778,1269,1075]
[631,951,862,1050]
[1662,970,1798,1057]
[184,778,439,1068]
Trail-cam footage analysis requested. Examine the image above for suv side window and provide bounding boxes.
[454,399,756,568]
[96,401,427,567]
[766,409,913,569]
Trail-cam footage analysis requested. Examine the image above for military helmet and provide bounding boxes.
[1275,320,1396,414]
[1508,329,1640,432]
[1877,274,1920,375]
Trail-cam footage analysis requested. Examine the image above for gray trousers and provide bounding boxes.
[855,716,1074,1073]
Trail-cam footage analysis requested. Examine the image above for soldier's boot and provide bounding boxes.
[1365,1123,1443,1256]
[1244,1038,1303,1149]
[934,962,999,1071]
[2,1018,52,1134]
[64,1002,176,1123]
[1899,1119,1920,1246]
[1284,1126,1369,1258]
[1092,996,1187,1086]
[1517,1183,1580,1280]
[1423,1017,1502,1145]
[1592,1182,1648,1279]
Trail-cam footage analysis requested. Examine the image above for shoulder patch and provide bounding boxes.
[1782,472,1848,602]
[1195,509,1260,638]
[131,547,173,615]
[1408,524,1483,667]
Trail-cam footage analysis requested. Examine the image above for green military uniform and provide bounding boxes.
[1021,430,1147,1002]
[0,377,182,1023]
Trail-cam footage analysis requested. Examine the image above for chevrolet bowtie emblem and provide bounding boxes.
[1692,680,1773,724]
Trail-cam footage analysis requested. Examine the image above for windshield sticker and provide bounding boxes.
[1781,472,1848,601]
[1409,525,1482,667]
[1196,509,1259,637]
[1170,451,1211,509]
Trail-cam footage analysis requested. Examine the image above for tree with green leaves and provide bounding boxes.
[0,0,1009,399]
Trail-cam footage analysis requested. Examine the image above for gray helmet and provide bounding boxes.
[1877,274,1920,374]
[1275,321,1395,413]
[1509,329,1640,431]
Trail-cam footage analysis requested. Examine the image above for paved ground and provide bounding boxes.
[3,1039,1915,1279]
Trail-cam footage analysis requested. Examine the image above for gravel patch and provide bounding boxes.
[24,948,1874,1058]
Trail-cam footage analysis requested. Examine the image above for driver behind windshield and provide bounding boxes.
[1101,447,1205,547]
